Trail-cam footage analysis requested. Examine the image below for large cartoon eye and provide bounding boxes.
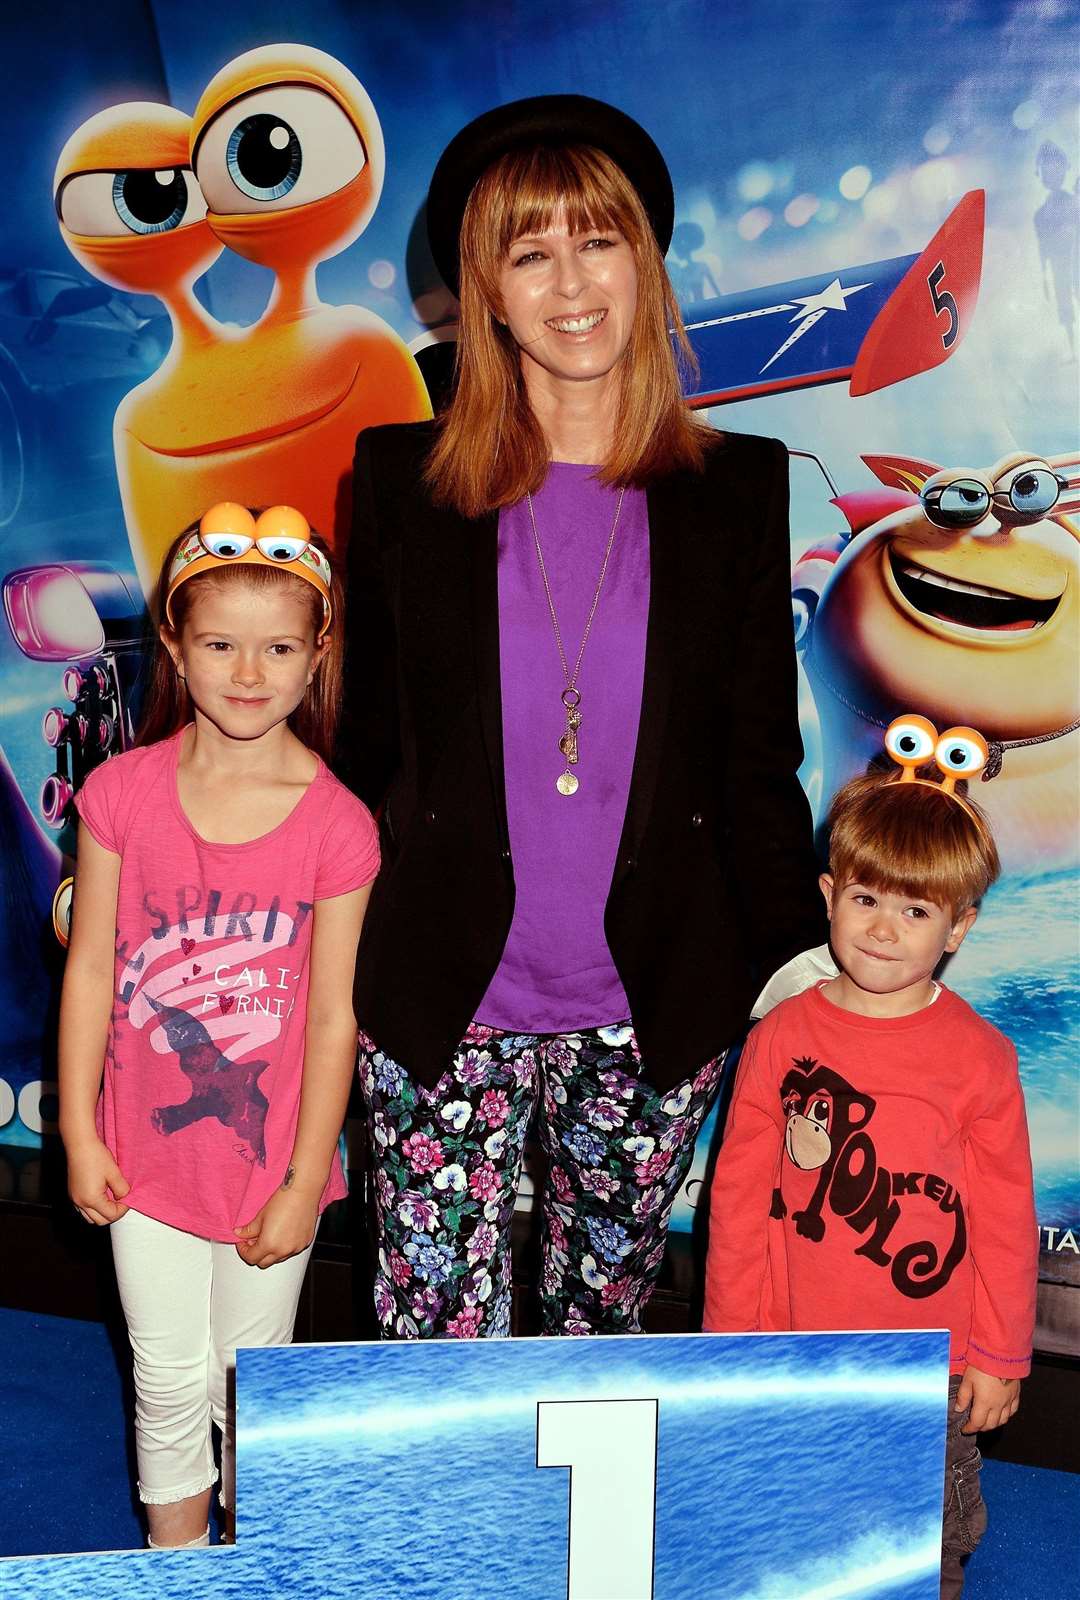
[934,727,988,779]
[808,1099,831,1127]
[52,876,74,948]
[255,534,307,562]
[194,86,365,214]
[992,461,1064,524]
[202,532,253,559]
[885,714,938,767]
[920,478,991,528]
[57,166,207,237]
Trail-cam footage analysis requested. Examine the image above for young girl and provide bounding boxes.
[58,503,378,1548]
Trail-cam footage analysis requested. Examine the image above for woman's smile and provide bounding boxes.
[545,308,608,335]
[497,213,638,392]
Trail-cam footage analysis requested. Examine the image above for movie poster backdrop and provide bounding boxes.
[0,0,1075,1351]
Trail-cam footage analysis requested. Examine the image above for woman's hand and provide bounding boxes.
[957,1365,1021,1434]
[67,1136,130,1224]
[234,1185,319,1269]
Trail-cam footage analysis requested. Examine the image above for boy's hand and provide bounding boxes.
[957,1365,1021,1434]
[234,1185,319,1269]
[67,1137,130,1225]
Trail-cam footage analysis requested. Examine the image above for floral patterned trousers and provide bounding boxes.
[357,1021,726,1338]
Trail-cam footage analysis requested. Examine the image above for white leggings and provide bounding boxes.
[110,1209,313,1507]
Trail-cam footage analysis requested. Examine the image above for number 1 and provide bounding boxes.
[536,1398,658,1600]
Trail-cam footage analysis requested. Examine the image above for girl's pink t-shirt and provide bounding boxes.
[75,729,379,1241]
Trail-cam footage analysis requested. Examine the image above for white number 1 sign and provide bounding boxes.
[536,1398,659,1600]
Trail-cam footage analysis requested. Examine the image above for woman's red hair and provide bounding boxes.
[424,143,715,518]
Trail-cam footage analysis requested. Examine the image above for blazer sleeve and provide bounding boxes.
[723,440,827,982]
[334,427,402,812]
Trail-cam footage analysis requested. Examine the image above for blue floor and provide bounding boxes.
[1,1308,1077,1596]
[2,1309,144,1556]
[965,1458,1080,1599]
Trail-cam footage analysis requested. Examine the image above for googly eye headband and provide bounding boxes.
[165,503,333,640]
[884,714,989,821]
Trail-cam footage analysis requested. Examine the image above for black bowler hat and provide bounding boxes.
[426,94,675,295]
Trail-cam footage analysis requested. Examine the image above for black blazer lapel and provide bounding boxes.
[466,507,509,846]
[612,472,691,879]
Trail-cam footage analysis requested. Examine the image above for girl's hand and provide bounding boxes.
[957,1365,1021,1434]
[234,1185,319,1269]
[67,1138,130,1225]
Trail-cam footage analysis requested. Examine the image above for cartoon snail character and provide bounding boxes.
[794,451,1080,872]
[55,45,431,599]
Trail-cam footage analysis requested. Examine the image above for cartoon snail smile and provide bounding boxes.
[795,450,1079,871]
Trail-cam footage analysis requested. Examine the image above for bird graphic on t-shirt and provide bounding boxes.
[146,995,269,1164]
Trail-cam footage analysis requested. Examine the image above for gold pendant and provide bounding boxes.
[559,695,581,765]
[556,771,579,796]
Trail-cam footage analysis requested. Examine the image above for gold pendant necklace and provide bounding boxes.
[526,484,626,796]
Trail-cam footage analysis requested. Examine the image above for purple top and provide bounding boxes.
[476,464,649,1032]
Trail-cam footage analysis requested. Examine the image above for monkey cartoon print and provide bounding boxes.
[704,984,1035,1383]
[772,1055,967,1300]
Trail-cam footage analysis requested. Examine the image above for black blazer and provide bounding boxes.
[336,420,826,1091]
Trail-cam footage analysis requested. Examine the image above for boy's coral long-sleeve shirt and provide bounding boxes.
[703,983,1037,1377]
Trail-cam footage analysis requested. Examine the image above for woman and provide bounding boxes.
[337,94,825,1339]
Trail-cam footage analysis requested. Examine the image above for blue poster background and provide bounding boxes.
[0,0,1075,1339]
[0,1328,950,1597]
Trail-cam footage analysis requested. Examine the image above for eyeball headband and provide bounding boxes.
[165,503,333,640]
[884,714,989,821]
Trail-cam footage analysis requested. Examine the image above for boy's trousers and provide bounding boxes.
[941,1373,988,1598]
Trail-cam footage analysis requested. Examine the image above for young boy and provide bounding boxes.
[703,768,1037,1600]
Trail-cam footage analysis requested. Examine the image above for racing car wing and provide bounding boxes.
[682,190,984,407]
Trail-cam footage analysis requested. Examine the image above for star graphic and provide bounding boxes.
[787,276,871,322]
[760,277,873,372]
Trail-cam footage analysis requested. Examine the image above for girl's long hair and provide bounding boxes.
[424,143,715,519]
[137,522,344,764]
